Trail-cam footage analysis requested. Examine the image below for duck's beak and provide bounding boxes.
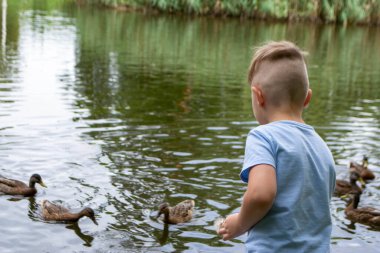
[91,217,98,225]
[156,211,162,218]
[358,177,366,188]
[39,181,47,188]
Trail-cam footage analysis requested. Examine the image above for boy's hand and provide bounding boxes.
[217,213,245,240]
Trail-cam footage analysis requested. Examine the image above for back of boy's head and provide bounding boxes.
[248,41,309,109]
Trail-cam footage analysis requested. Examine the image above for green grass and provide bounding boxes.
[87,0,380,25]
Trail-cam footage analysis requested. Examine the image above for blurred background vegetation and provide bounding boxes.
[84,0,380,25]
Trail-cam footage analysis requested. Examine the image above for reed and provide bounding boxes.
[87,0,380,25]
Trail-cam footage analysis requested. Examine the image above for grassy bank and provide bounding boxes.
[86,0,380,25]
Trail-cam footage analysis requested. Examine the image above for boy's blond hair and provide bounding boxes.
[248,41,309,108]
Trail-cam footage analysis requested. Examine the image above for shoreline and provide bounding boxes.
[87,1,380,27]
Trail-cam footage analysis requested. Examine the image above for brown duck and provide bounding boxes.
[41,200,98,225]
[334,170,365,197]
[0,174,46,196]
[344,192,380,228]
[157,199,195,224]
[350,156,375,181]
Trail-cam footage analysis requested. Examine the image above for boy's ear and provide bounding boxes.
[251,85,265,106]
[303,89,312,108]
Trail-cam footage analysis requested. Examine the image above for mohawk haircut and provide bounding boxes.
[248,41,307,85]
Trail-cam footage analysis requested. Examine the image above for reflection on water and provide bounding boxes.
[0,1,380,252]
[27,196,39,221]
[66,223,94,247]
[158,223,170,245]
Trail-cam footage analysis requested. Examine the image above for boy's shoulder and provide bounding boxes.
[248,121,317,145]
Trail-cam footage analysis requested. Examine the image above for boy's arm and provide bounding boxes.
[218,164,277,240]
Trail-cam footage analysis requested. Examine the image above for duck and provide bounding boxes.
[41,200,98,225]
[344,192,380,228]
[350,156,375,181]
[156,199,195,224]
[334,170,365,197]
[0,174,46,196]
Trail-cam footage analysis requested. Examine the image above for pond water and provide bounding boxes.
[0,1,380,252]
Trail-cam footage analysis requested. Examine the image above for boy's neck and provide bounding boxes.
[264,110,305,124]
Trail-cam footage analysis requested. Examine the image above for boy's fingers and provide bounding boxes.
[222,234,231,241]
[218,228,232,241]
[217,227,226,235]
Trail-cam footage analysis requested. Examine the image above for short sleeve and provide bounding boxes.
[240,129,276,183]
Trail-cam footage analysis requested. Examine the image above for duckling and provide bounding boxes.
[344,192,380,228]
[350,156,375,181]
[157,199,195,224]
[41,200,98,225]
[0,174,46,196]
[334,170,365,197]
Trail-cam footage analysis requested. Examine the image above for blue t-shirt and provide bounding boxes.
[240,120,336,253]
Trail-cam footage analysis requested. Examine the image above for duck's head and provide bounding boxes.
[81,207,98,225]
[30,174,47,188]
[349,170,365,187]
[157,202,170,218]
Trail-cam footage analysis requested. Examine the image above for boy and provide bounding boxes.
[217,41,336,252]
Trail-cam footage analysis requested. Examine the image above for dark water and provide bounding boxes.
[0,1,380,252]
